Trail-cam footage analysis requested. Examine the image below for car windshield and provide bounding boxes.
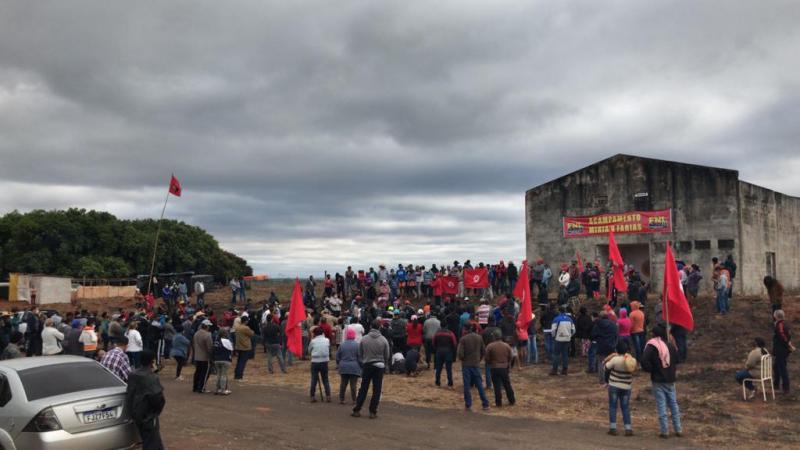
[19,362,125,401]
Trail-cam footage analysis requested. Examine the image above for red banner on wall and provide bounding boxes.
[562,209,672,238]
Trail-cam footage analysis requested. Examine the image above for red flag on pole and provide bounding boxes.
[286,278,307,357]
[663,242,694,331]
[608,230,628,293]
[442,276,459,295]
[464,268,489,289]
[514,260,532,331]
[169,174,182,197]
[576,251,584,272]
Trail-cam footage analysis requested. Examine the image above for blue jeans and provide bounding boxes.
[527,335,538,364]
[588,342,597,372]
[652,382,682,435]
[552,341,569,372]
[462,367,489,409]
[544,333,554,361]
[736,369,754,391]
[716,288,729,313]
[485,361,492,389]
[234,350,252,379]
[608,386,632,430]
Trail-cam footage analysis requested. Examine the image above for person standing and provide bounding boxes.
[641,324,682,439]
[25,307,42,356]
[169,328,191,381]
[336,328,361,404]
[723,255,737,298]
[352,319,390,419]
[433,324,457,388]
[764,277,784,313]
[192,320,214,393]
[457,323,490,411]
[125,350,166,450]
[194,279,205,308]
[604,341,637,436]
[262,315,287,374]
[101,336,132,382]
[629,302,646,362]
[79,317,99,359]
[41,319,65,356]
[549,306,576,376]
[126,322,144,368]
[591,311,619,382]
[485,335,515,407]
[212,329,233,395]
[422,313,441,369]
[229,278,240,305]
[233,316,254,380]
[308,328,332,403]
[772,309,793,394]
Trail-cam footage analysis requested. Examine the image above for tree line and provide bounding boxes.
[0,209,251,281]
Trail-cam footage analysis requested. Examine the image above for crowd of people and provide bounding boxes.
[0,254,793,445]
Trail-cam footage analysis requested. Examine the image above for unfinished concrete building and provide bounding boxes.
[525,154,800,296]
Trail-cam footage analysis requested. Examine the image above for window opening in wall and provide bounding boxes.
[633,192,650,211]
[718,239,735,250]
[694,240,711,250]
[678,241,692,252]
[766,252,776,279]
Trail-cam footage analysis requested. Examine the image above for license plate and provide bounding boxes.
[83,408,116,424]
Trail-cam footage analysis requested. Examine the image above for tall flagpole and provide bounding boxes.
[664,241,671,340]
[146,183,172,296]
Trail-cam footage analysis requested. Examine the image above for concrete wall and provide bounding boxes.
[526,154,741,295]
[738,181,800,295]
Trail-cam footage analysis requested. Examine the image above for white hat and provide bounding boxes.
[202,319,212,326]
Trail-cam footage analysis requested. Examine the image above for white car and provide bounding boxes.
[0,356,139,449]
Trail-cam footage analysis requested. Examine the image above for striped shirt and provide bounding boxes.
[604,354,636,390]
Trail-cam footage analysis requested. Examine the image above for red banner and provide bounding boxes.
[442,276,459,295]
[563,209,672,238]
[464,268,489,289]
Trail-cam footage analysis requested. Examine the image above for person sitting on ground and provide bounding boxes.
[735,337,769,400]
[604,341,637,436]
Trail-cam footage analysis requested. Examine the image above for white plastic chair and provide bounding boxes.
[742,354,775,402]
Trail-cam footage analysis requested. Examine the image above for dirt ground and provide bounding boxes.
[4,281,798,448]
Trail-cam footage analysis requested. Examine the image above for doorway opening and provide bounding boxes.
[596,244,651,281]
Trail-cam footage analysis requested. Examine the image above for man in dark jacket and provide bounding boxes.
[641,324,682,439]
[262,316,286,374]
[126,350,166,449]
[772,309,793,394]
[457,324,489,411]
[481,319,502,389]
[591,311,618,383]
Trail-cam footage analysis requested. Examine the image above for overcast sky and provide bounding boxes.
[1,1,798,277]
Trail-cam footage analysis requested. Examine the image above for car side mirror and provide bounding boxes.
[0,374,10,407]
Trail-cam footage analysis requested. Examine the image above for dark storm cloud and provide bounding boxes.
[0,0,798,274]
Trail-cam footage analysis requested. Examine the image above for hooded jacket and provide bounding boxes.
[359,329,390,366]
[617,309,632,337]
[591,318,618,355]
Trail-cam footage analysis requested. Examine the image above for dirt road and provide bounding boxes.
[159,377,688,450]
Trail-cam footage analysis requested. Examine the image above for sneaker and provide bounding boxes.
[608,429,618,436]
[675,432,683,438]
[659,433,668,439]
[351,411,361,418]
[548,369,558,376]
[310,397,317,403]
[482,405,490,411]
[222,390,232,395]
[624,430,633,437]
[560,368,568,376]
[747,390,756,400]
[369,412,377,419]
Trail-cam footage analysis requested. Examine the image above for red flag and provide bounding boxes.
[431,276,444,297]
[285,279,307,357]
[608,230,628,293]
[576,251,584,272]
[663,242,694,331]
[442,276,459,295]
[464,268,489,289]
[169,174,182,197]
[514,260,532,331]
